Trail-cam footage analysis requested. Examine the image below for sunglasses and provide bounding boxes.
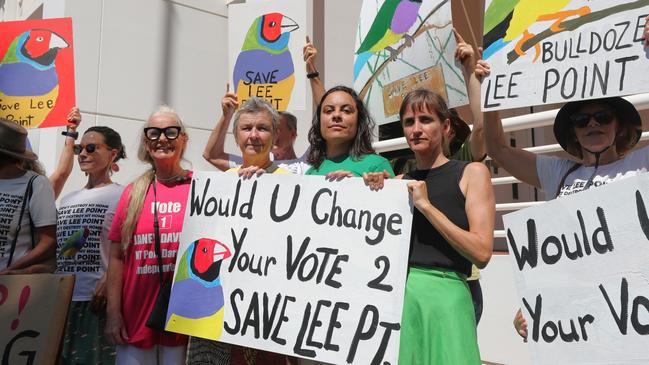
[144,126,182,141]
[570,110,615,128]
[73,143,104,155]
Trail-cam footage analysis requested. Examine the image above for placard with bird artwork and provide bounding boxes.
[481,0,649,111]
[353,0,467,125]
[0,17,75,129]
[228,0,307,112]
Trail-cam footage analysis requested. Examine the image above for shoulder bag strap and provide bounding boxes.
[555,162,582,198]
[7,174,38,268]
[151,180,164,285]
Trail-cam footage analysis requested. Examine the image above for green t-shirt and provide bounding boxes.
[306,154,395,177]
[451,141,474,162]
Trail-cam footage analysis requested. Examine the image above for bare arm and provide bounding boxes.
[0,225,56,274]
[407,163,494,268]
[454,30,486,161]
[49,107,81,198]
[203,88,239,171]
[304,36,325,107]
[477,61,541,188]
[484,110,540,188]
[106,241,128,344]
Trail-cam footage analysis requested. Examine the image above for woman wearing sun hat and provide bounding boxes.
[484,95,646,200]
[0,118,57,274]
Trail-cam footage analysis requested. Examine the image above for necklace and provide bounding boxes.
[155,170,186,183]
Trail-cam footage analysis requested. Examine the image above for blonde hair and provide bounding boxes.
[120,105,187,250]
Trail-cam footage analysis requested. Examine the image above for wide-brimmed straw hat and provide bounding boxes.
[0,118,38,161]
[448,108,471,156]
[553,97,642,157]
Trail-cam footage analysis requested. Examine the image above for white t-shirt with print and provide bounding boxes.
[56,183,124,301]
[537,145,649,200]
[0,171,57,269]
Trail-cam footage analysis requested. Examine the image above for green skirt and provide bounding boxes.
[60,301,116,365]
[399,267,480,365]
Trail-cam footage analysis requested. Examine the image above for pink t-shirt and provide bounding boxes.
[108,176,191,348]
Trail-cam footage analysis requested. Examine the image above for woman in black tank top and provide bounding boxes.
[397,90,495,365]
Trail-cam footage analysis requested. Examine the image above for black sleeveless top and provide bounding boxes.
[404,160,471,276]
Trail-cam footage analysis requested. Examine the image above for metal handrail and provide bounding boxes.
[373,93,649,236]
[373,93,649,154]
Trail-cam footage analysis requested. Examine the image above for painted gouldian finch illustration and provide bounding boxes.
[59,227,90,258]
[232,12,299,111]
[483,0,590,62]
[166,238,232,340]
[0,28,69,128]
[354,0,423,80]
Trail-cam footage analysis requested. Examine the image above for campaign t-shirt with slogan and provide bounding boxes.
[108,176,192,348]
[305,154,395,177]
[0,171,57,269]
[537,145,649,200]
[56,183,124,301]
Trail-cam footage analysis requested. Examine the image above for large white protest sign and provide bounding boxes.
[481,0,649,111]
[503,174,649,364]
[165,172,412,364]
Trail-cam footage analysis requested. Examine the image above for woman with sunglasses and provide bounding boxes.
[106,106,190,364]
[480,61,646,200]
[56,125,126,365]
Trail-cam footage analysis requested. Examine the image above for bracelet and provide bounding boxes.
[306,71,319,79]
[61,131,79,140]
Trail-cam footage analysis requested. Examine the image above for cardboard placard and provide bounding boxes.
[228,0,307,111]
[382,66,447,117]
[0,18,75,128]
[0,274,74,365]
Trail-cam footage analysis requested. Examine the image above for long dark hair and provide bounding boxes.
[307,85,376,168]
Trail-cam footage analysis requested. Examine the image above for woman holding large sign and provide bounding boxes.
[188,96,295,365]
[106,106,190,364]
[305,85,394,179]
[398,89,495,365]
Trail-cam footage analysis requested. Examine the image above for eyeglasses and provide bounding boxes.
[143,126,182,141]
[570,110,615,128]
[73,143,103,155]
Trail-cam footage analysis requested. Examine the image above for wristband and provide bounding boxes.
[61,131,79,140]
[306,71,320,79]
